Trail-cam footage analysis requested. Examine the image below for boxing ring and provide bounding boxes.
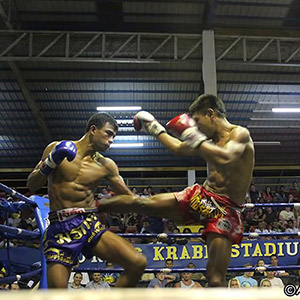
[0,182,299,297]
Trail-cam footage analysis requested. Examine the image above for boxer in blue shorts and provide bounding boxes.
[27,113,146,288]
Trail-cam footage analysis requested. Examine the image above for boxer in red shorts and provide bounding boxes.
[99,94,254,287]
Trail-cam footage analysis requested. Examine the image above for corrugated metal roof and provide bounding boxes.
[0,0,300,172]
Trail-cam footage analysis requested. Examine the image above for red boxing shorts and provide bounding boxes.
[174,184,243,244]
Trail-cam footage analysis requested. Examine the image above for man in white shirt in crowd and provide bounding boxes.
[270,254,289,277]
[264,271,284,288]
[175,271,202,288]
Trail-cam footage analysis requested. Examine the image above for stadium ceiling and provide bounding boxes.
[1,0,300,170]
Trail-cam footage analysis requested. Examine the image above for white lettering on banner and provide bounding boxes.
[78,255,86,264]
[286,242,299,256]
[91,256,103,263]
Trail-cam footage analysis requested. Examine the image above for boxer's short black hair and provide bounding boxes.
[189,94,226,118]
[86,112,118,132]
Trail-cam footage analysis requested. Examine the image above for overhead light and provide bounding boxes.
[116,119,134,124]
[259,101,300,105]
[97,106,142,111]
[248,125,300,128]
[253,141,281,146]
[272,108,300,113]
[110,143,144,148]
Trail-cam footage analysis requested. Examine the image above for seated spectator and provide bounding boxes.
[68,272,85,289]
[97,188,112,200]
[285,219,298,234]
[276,186,288,203]
[264,271,284,288]
[186,262,206,283]
[105,184,114,196]
[270,254,289,277]
[140,218,152,234]
[164,258,180,282]
[141,272,155,283]
[131,187,140,197]
[147,272,172,288]
[102,261,120,287]
[228,278,240,288]
[147,186,155,196]
[288,193,295,203]
[265,207,277,225]
[289,181,300,201]
[260,278,272,288]
[249,184,261,203]
[254,221,270,235]
[236,263,258,287]
[174,271,202,288]
[253,259,267,279]
[124,212,141,227]
[8,212,22,227]
[270,221,282,234]
[261,186,273,203]
[85,272,110,289]
[164,219,176,233]
[256,208,267,223]
[279,207,295,228]
[243,209,256,228]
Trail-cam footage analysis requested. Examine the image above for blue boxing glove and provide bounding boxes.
[40,141,77,176]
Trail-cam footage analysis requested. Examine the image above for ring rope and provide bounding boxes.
[0,224,40,239]
[0,183,36,206]
[0,269,41,285]
[244,203,300,208]
[74,265,300,274]
[118,232,300,238]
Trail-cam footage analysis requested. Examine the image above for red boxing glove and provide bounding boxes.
[166,114,208,148]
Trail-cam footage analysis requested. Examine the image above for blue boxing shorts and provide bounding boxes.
[43,207,107,267]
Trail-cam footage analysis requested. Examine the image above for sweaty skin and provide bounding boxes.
[27,121,146,288]
[159,112,254,206]
[201,125,254,206]
[98,105,254,288]
[27,123,131,211]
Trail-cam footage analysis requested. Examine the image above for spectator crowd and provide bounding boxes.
[1,181,300,289]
